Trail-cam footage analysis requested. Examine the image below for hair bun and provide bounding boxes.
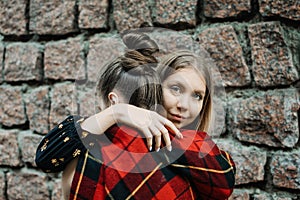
[122,32,159,56]
[121,32,159,73]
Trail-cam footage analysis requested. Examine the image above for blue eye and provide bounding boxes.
[193,93,203,101]
[170,85,181,95]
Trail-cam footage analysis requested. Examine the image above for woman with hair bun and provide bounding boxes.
[36,32,235,200]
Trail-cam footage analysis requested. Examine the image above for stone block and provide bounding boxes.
[148,29,198,54]
[113,0,152,32]
[204,0,251,18]
[25,86,50,134]
[228,189,250,200]
[0,86,26,127]
[248,22,299,87]
[259,0,300,21]
[87,34,125,83]
[0,0,27,35]
[19,131,43,166]
[29,0,76,35]
[49,82,78,129]
[198,25,251,87]
[270,152,300,190]
[52,179,62,199]
[4,43,43,82]
[0,43,4,83]
[216,139,267,185]
[155,0,197,26]
[44,37,85,80]
[227,89,299,148]
[78,0,108,29]
[77,86,98,116]
[0,129,22,166]
[7,171,49,199]
[0,171,5,199]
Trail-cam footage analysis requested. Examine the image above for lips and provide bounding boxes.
[170,113,186,121]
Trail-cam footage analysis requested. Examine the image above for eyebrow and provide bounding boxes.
[194,89,205,96]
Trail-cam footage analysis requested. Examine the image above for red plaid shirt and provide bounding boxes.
[69,124,235,200]
[36,116,235,200]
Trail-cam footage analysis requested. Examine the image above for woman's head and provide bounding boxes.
[96,32,162,111]
[157,50,213,132]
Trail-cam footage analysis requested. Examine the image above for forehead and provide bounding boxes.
[164,68,206,91]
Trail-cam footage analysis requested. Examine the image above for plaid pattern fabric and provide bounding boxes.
[70,125,235,200]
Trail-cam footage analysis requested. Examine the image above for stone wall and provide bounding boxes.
[0,0,299,199]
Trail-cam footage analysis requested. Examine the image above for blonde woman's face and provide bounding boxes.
[161,68,206,129]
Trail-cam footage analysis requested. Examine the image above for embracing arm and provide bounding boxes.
[167,131,236,200]
[35,106,120,172]
[35,104,181,172]
[35,115,90,172]
[82,104,182,151]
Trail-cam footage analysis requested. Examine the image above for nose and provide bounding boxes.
[176,94,189,111]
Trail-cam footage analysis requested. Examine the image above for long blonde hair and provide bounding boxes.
[157,50,214,132]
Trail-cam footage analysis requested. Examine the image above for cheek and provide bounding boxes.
[190,101,203,117]
[162,88,176,108]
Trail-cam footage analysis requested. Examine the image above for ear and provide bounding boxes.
[108,92,119,105]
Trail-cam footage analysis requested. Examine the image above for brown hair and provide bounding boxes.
[96,32,162,110]
[157,50,213,132]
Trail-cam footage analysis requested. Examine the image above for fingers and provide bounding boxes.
[144,129,153,151]
[139,112,182,152]
[160,117,183,139]
[150,126,162,152]
[159,125,172,152]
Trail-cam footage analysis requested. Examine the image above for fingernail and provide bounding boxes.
[149,146,152,151]
[156,147,160,152]
[167,146,172,152]
[177,132,183,139]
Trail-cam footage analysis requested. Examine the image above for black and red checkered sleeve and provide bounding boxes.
[168,130,236,200]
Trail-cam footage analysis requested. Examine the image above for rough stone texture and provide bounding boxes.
[4,43,43,82]
[19,131,43,166]
[0,129,22,166]
[0,43,4,84]
[25,86,50,134]
[77,86,98,116]
[29,0,76,35]
[113,0,152,32]
[259,0,300,21]
[283,26,300,74]
[155,0,197,26]
[0,1,299,197]
[49,82,78,129]
[217,139,267,185]
[0,86,26,127]
[227,89,299,148]
[228,189,251,200]
[78,0,108,29]
[0,171,4,199]
[204,0,251,18]
[271,152,300,190]
[252,192,295,200]
[0,0,27,35]
[198,25,251,87]
[44,37,85,80]
[148,30,198,54]
[7,171,49,199]
[253,193,273,200]
[248,22,299,87]
[87,35,125,83]
[52,179,62,199]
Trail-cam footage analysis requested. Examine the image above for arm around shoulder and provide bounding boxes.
[35,115,88,173]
